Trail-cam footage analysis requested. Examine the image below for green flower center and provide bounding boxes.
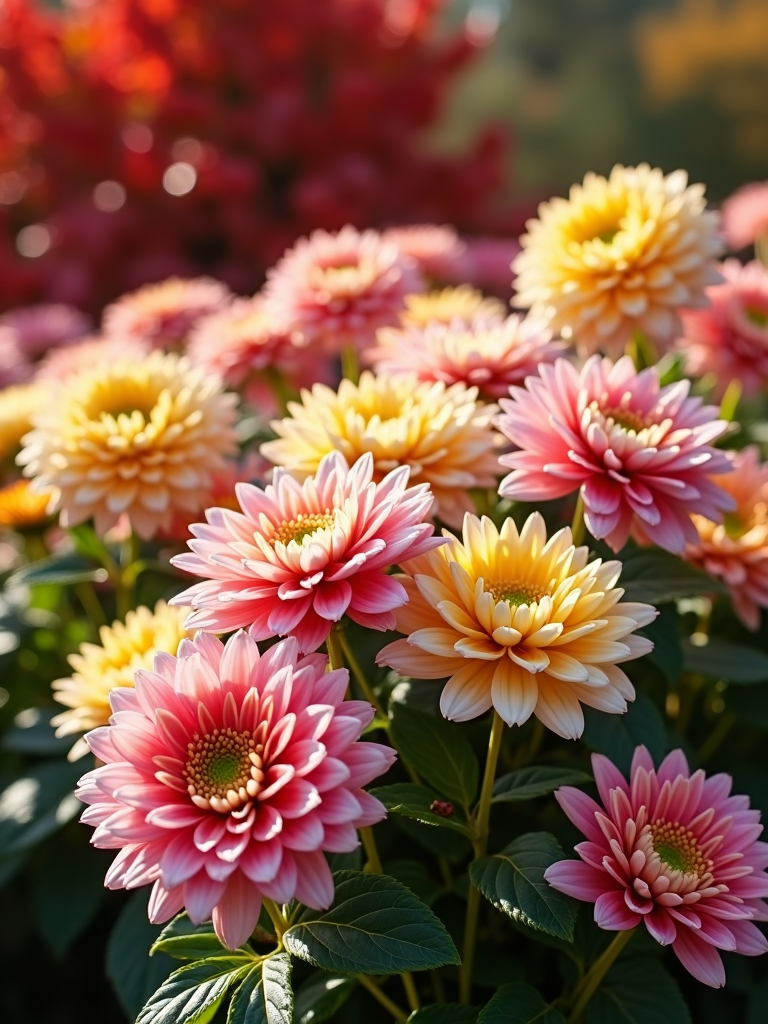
[745,305,768,328]
[485,579,547,607]
[184,728,265,813]
[597,228,618,244]
[271,510,336,546]
[599,405,647,433]
[650,820,709,877]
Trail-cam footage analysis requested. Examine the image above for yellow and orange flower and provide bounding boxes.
[401,286,505,328]
[0,382,45,464]
[0,479,52,530]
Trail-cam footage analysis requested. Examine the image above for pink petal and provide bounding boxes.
[212,870,262,950]
[594,890,640,930]
[544,860,612,901]
[672,928,726,988]
[293,849,335,910]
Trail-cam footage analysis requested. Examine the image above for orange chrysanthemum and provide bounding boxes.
[0,479,52,530]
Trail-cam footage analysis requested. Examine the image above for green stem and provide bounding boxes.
[341,345,360,384]
[326,628,345,672]
[756,230,768,268]
[357,976,408,1022]
[262,898,288,940]
[74,581,107,630]
[459,710,505,1004]
[360,825,383,874]
[696,711,736,765]
[719,378,742,423]
[567,929,636,1023]
[401,971,420,1014]
[570,492,585,548]
[339,632,384,715]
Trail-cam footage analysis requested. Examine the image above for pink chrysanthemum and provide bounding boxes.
[170,451,441,653]
[35,335,151,383]
[102,277,233,349]
[364,314,563,399]
[495,356,734,553]
[545,746,768,988]
[679,260,768,399]
[263,225,423,353]
[76,630,395,949]
[443,236,522,295]
[0,303,91,384]
[722,181,768,251]
[381,224,466,280]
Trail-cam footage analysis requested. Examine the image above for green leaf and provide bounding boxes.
[31,841,106,956]
[284,870,460,974]
[492,767,592,803]
[728,683,768,731]
[293,973,357,1024]
[582,692,667,776]
[389,703,479,806]
[0,759,82,860]
[106,892,176,1021]
[409,1005,479,1022]
[387,859,444,907]
[643,605,683,684]
[682,637,768,683]
[478,982,567,1023]
[1,706,72,755]
[68,523,115,561]
[152,915,231,961]
[585,956,691,1024]
[369,783,474,835]
[469,832,578,941]
[8,553,108,587]
[618,549,724,604]
[136,956,253,1024]
[394,814,473,863]
[227,954,292,1024]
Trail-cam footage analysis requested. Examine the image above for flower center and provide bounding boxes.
[271,510,336,546]
[593,402,647,433]
[650,819,710,878]
[723,510,746,539]
[485,579,547,606]
[596,228,618,244]
[184,728,265,813]
[745,305,768,328]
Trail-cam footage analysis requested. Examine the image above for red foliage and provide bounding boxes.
[0,0,512,314]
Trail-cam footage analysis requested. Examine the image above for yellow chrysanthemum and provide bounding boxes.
[0,479,52,530]
[18,351,238,539]
[0,383,44,464]
[52,601,193,759]
[377,512,656,739]
[261,371,502,528]
[513,164,723,355]
[401,286,505,328]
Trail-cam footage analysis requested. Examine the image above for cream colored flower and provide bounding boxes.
[401,286,505,328]
[52,601,192,758]
[513,164,723,355]
[18,351,238,539]
[0,383,45,464]
[261,371,502,527]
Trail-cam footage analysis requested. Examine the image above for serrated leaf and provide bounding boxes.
[585,957,691,1024]
[618,549,724,604]
[106,892,176,1021]
[582,693,667,776]
[394,814,473,863]
[387,859,444,907]
[478,982,567,1023]
[389,703,479,806]
[227,954,292,1024]
[469,833,578,941]
[0,759,82,860]
[136,956,252,1024]
[492,767,591,803]
[284,870,460,974]
[8,553,108,587]
[152,915,231,961]
[682,637,768,684]
[293,973,357,1024]
[369,783,474,835]
[409,1004,479,1022]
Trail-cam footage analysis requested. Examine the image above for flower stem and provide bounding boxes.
[567,928,636,1023]
[341,345,360,384]
[401,971,420,1013]
[339,632,384,715]
[570,492,586,548]
[326,628,345,672]
[719,377,742,423]
[459,710,505,1004]
[262,898,288,940]
[357,976,408,1022]
[360,825,383,874]
[757,230,768,268]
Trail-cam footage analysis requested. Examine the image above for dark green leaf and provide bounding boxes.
[136,956,252,1024]
[469,832,578,941]
[478,982,567,1023]
[0,759,82,860]
[728,683,768,731]
[284,870,460,974]
[394,814,473,863]
[585,956,691,1024]
[748,976,768,1024]
[492,767,591,804]
[369,783,474,835]
[1,706,72,755]
[106,892,176,1021]
[152,915,231,961]
[643,605,684,684]
[682,637,768,684]
[409,1005,479,1022]
[389,703,479,806]
[8,553,108,587]
[293,973,357,1024]
[227,954,292,1024]
[387,859,444,907]
[68,523,115,561]
[31,841,106,956]
[618,549,724,604]
[582,693,667,776]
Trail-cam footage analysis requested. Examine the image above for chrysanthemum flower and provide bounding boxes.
[263,225,423,353]
[261,372,501,528]
[365,314,562,399]
[683,446,768,630]
[512,164,723,355]
[377,512,655,739]
[35,335,151,384]
[401,286,505,328]
[545,746,768,987]
[0,303,91,368]
[0,382,45,465]
[443,236,522,294]
[102,277,233,349]
[678,260,768,399]
[170,451,440,653]
[76,630,395,948]
[382,224,466,280]
[496,356,734,553]
[0,479,52,531]
[721,180,768,251]
[52,601,192,759]
[18,351,239,539]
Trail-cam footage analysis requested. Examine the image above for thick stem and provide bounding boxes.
[570,491,586,548]
[459,710,505,1004]
[719,377,742,423]
[326,629,345,672]
[341,345,360,384]
[567,928,636,1023]
[401,971,420,1013]
[360,825,383,874]
[357,976,408,1022]
[262,897,288,940]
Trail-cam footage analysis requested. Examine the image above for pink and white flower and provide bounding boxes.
[495,356,734,553]
[170,451,441,653]
[722,181,768,251]
[545,747,768,987]
[102,277,233,350]
[77,630,395,949]
[381,224,466,280]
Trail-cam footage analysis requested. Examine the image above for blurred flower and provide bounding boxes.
[377,512,655,738]
[496,356,734,553]
[382,224,466,279]
[365,314,562,399]
[264,226,423,353]
[722,181,768,251]
[170,451,440,653]
[678,260,768,399]
[0,382,44,466]
[0,304,91,373]
[52,601,192,759]
[262,371,501,527]
[102,278,233,350]
[18,351,238,539]
[443,236,521,295]
[0,479,52,530]
[513,164,723,356]
[35,335,152,383]
[545,746,768,988]
[76,631,395,948]
[401,285,505,328]
[684,446,768,630]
